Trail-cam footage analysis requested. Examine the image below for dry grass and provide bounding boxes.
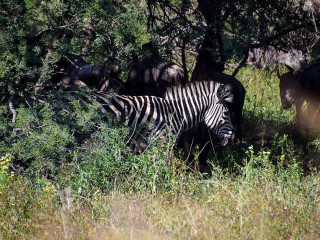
[26,179,320,240]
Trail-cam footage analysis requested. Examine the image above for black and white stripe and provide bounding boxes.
[97,81,235,145]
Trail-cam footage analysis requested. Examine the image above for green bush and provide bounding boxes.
[68,123,199,196]
[0,89,104,180]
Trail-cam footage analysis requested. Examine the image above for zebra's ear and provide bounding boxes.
[217,85,233,104]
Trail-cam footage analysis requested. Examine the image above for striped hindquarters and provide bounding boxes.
[98,94,179,136]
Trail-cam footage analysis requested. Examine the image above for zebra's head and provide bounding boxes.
[205,84,235,146]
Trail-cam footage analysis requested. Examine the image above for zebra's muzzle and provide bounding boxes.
[220,132,235,146]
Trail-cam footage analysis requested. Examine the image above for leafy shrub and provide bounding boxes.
[0,153,14,192]
[68,123,135,195]
[67,123,199,196]
[0,89,105,180]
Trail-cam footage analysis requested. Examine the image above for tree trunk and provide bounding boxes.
[196,0,225,67]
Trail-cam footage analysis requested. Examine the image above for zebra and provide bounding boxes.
[95,80,235,147]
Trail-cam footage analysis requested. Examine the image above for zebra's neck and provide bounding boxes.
[164,81,218,135]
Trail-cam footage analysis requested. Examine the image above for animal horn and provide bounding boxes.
[284,64,294,73]
[276,66,281,78]
[217,85,233,103]
[195,43,202,52]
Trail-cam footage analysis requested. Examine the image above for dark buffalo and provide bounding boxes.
[51,58,123,92]
[190,49,245,142]
[178,48,245,171]
[62,58,103,87]
[121,56,187,96]
[278,63,320,129]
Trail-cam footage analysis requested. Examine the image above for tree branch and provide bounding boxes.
[8,86,17,123]
[24,28,53,44]
[24,25,72,44]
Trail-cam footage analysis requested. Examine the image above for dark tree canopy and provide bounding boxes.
[1,0,320,118]
[147,0,320,72]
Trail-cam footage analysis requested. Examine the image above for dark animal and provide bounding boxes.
[190,49,245,141]
[278,63,320,129]
[52,58,123,92]
[177,49,245,171]
[96,81,235,149]
[121,57,187,96]
[61,58,104,87]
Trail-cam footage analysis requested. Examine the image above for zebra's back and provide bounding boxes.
[102,95,177,135]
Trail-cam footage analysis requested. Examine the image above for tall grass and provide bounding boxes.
[1,67,320,239]
[236,67,296,140]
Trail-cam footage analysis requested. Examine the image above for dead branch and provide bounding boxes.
[62,55,82,70]
[8,86,17,123]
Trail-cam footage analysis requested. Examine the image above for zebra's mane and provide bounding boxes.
[164,80,220,101]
